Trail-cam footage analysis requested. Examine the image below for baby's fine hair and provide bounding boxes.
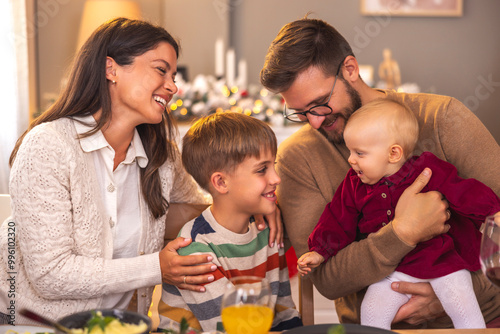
[348,99,419,159]
[182,112,277,191]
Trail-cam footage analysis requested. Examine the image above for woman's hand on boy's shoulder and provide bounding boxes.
[159,237,217,292]
[254,206,284,248]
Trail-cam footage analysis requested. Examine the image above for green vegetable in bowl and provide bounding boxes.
[67,311,148,334]
[327,324,346,334]
[85,311,117,332]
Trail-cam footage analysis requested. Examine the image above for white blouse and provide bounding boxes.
[75,116,148,309]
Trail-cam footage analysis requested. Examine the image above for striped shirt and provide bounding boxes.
[158,207,301,332]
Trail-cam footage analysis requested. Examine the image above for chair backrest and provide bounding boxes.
[163,203,208,245]
[0,194,11,222]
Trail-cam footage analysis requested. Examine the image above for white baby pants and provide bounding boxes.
[360,270,486,329]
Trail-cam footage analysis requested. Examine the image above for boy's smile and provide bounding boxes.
[262,189,277,200]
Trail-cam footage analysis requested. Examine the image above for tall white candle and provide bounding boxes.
[226,48,235,88]
[237,59,248,89]
[215,38,224,78]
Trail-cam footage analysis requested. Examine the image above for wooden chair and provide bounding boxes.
[163,202,209,244]
[299,274,315,326]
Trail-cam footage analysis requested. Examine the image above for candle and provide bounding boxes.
[237,59,248,89]
[226,48,235,88]
[215,38,224,78]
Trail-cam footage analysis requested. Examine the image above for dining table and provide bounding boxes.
[393,330,500,334]
[2,325,499,333]
[269,329,500,334]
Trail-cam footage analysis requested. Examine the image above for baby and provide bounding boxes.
[298,99,500,329]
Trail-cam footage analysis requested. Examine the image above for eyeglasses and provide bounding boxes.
[283,61,343,123]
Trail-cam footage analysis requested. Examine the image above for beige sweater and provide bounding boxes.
[277,90,500,328]
[0,117,210,325]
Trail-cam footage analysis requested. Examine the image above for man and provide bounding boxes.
[260,17,500,329]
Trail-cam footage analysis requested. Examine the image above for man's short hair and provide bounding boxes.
[260,16,354,93]
[182,112,278,191]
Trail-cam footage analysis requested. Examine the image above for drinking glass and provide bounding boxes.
[220,276,273,334]
[480,214,500,288]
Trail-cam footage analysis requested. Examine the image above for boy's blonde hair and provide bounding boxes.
[182,112,278,192]
[347,99,419,159]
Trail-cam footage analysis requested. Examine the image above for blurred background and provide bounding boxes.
[2,0,500,192]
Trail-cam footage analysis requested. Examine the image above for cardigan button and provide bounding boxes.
[141,293,147,297]
[382,222,387,226]
[109,218,115,227]
[107,183,115,192]
[381,193,387,199]
[386,210,392,216]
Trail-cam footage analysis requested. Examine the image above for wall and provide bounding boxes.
[36,0,163,110]
[162,0,229,82]
[36,0,225,110]
[36,0,500,142]
[231,0,500,143]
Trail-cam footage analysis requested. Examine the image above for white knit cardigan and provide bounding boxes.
[0,117,210,325]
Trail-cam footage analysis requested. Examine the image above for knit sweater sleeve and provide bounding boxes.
[430,97,500,196]
[9,122,160,299]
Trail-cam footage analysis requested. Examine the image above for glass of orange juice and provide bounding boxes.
[220,276,273,334]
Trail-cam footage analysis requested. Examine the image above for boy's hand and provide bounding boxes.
[254,205,284,248]
[159,237,217,292]
[297,251,324,276]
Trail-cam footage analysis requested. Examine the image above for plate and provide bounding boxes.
[0,324,54,333]
[284,323,396,334]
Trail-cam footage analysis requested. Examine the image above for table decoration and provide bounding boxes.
[169,73,287,127]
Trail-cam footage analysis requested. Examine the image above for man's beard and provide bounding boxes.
[318,78,362,144]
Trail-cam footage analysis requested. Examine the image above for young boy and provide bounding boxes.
[297,99,500,329]
[158,112,302,332]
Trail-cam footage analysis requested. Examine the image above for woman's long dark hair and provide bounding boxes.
[10,18,179,219]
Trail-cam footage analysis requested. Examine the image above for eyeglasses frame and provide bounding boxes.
[283,60,344,123]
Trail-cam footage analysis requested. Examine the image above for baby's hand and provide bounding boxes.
[297,251,325,276]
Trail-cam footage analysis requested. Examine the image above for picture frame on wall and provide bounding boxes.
[360,0,463,17]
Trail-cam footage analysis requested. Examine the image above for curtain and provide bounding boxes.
[0,0,30,194]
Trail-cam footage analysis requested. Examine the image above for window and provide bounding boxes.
[0,0,30,193]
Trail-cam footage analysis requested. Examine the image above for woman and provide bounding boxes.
[0,18,280,326]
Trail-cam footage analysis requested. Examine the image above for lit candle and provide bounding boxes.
[226,48,235,88]
[215,38,224,78]
[237,59,248,89]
